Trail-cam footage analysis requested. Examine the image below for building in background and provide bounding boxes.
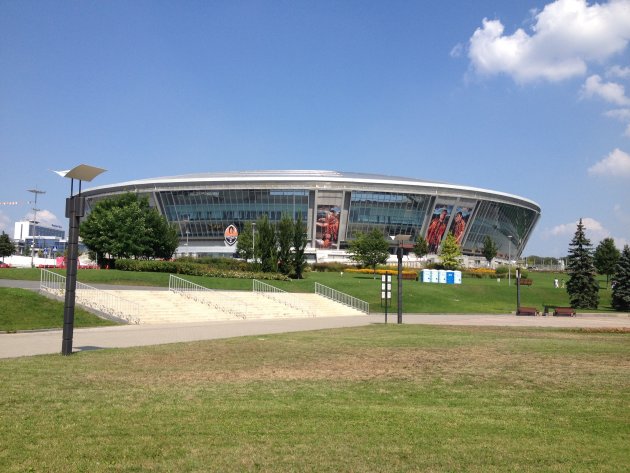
[82,170,541,265]
[13,220,66,256]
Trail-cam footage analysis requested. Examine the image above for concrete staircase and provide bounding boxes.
[104,289,365,324]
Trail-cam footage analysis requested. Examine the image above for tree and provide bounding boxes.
[277,214,294,276]
[348,229,390,274]
[594,237,620,287]
[0,232,14,260]
[413,235,428,259]
[439,233,462,270]
[565,218,599,309]
[80,193,179,261]
[236,222,254,261]
[292,214,308,279]
[256,215,277,273]
[611,245,630,311]
[482,235,498,267]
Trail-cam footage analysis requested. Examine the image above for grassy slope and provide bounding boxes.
[0,288,119,331]
[0,325,628,472]
[0,267,614,314]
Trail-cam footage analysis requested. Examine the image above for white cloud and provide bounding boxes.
[607,64,630,78]
[625,123,630,136]
[24,209,60,226]
[604,108,630,120]
[450,43,464,58]
[588,148,630,176]
[0,211,11,235]
[549,217,611,243]
[468,0,630,83]
[581,74,630,105]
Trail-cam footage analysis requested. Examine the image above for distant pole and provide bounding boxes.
[252,222,256,264]
[397,241,403,324]
[507,235,513,286]
[516,267,521,312]
[27,188,46,268]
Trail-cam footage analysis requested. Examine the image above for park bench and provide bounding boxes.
[517,306,539,316]
[518,278,533,286]
[553,307,576,317]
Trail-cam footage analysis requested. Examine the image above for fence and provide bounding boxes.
[39,269,140,324]
[252,279,313,316]
[168,274,247,319]
[314,282,370,314]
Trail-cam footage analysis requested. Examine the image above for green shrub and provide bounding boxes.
[311,262,353,272]
[115,259,289,281]
[495,266,508,276]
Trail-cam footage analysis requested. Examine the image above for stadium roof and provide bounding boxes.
[84,170,540,210]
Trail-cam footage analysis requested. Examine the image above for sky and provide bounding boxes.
[1,0,629,257]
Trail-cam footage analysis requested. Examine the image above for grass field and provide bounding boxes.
[0,267,616,315]
[0,288,119,332]
[0,324,628,472]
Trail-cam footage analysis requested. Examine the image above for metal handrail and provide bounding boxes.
[39,269,140,324]
[168,274,247,319]
[252,279,314,316]
[315,282,370,314]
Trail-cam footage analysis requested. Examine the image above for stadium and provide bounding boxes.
[82,170,541,264]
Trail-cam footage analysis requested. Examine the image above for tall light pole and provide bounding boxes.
[251,222,256,264]
[507,235,513,286]
[27,188,46,268]
[54,164,106,356]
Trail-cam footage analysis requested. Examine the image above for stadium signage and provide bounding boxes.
[224,224,238,246]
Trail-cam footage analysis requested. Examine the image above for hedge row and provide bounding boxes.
[346,268,419,280]
[115,259,290,281]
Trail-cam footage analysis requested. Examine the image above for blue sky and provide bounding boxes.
[1,0,629,257]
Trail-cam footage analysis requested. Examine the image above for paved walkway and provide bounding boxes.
[2,313,629,359]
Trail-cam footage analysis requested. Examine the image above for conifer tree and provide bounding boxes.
[236,222,254,261]
[565,218,599,309]
[482,235,498,267]
[292,214,308,279]
[611,245,630,311]
[256,215,277,273]
[440,233,462,270]
[413,235,428,259]
[277,214,294,276]
[0,231,14,260]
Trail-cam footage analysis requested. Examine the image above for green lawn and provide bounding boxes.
[0,288,119,332]
[0,325,628,472]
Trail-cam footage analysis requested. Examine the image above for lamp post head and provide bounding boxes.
[53,164,106,182]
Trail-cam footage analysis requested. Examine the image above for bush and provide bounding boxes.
[464,268,496,279]
[495,266,508,276]
[175,256,253,272]
[115,259,290,281]
[311,262,353,273]
[346,268,418,280]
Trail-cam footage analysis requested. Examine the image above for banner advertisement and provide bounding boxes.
[315,206,340,248]
[426,204,453,253]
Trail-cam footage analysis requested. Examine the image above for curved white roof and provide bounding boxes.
[84,169,540,211]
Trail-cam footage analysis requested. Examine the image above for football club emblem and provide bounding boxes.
[224,224,238,246]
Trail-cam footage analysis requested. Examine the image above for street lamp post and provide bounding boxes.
[27,188,46,268]
[54,164,106,356]
[251,222,256,265]
[507,235,513,286]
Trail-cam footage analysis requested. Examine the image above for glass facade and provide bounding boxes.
[463,201,537,257]
[155,189,309,239]
[346,191,432,241]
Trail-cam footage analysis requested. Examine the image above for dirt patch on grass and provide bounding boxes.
[82,334,630,392]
